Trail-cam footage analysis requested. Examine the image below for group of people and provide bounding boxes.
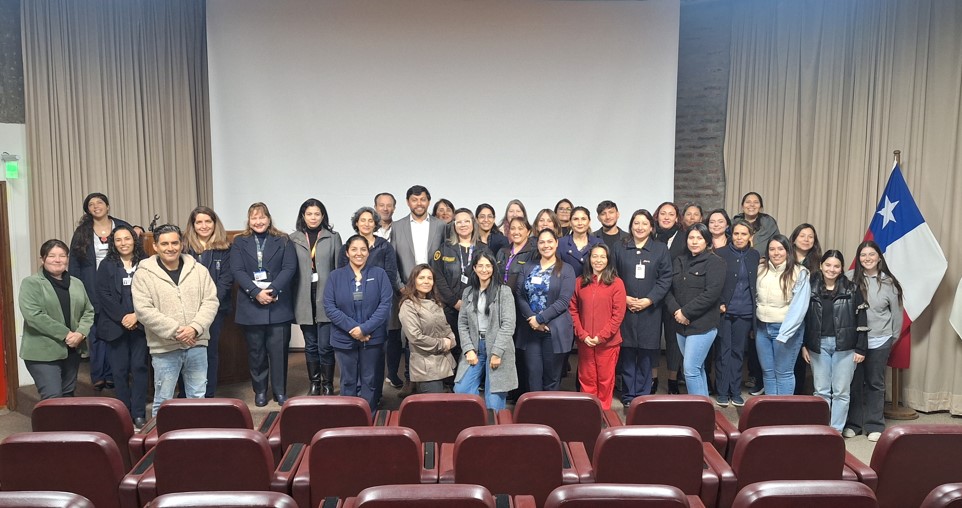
[19,187,903,440]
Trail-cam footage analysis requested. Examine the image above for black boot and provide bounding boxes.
[667,379,680,394]
[307,361,322,396]
[320,364,335,395]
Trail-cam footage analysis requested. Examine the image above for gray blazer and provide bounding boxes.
[291,228,343,324]
[390,214,445,284]
[455,284,518,394]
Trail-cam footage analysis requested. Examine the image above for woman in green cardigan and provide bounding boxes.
[19,239,94,399]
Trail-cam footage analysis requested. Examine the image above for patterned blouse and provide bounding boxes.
[524,264,553,314]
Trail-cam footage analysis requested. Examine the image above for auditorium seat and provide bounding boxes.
[386,393,489,473]
[731,480,878,508]
[714,395,828,460]
[922,483,962,508]
[132,398,278,462]
[497,391,622,456]
[444,424,584,508]
[626,395,729,456]
[578,425,734,508]
[544,484,692,508]
[0,491,95,508]
[31,396,138,469]
[870,425,962,508]
[291,426,429,508]
[268,396,384,465]
[0,431,126,508]
[121,428,303,508]
[146,491,299,508]
[341,484,500,508]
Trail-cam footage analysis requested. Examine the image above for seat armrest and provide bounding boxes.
[340,498,356,508]
[686,494,708,508]
[137,465,158,507]
[714,411,739,461]
[120,446,156,508]
[438,443,455,483]
[373,409,390,426]
[496,409,513,424]
[318,497,341,508]
[703,442,736,508]
[291,448,312,508]
[561,442,589,485]
[712,428,729,456]
[843,451,878,491]
[420,442,439,483]
[272,442,307,492]
[513,495,537,508]
[387,411,400,427]
[268,420,283,466]
[602,409,624,427]
[566,441,594,483]
[257,410,281,435]
[486,409,498,425]
[128,417,156,462]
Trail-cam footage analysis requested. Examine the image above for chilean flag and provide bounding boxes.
[863,162,946,368]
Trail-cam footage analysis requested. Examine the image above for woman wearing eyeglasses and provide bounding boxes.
[431,208,487,357]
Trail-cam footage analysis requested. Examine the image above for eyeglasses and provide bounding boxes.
[556,207,572,212]
[455,220,473,226]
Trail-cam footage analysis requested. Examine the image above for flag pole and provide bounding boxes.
[884,149,919,420]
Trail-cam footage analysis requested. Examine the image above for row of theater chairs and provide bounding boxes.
[2,481,962,508]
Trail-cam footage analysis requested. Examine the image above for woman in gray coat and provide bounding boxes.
[290,199,342,395]
[398,264,457,394]
[454,250,517,410]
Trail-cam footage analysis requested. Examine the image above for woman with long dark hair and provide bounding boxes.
[291,199,342,395]
[398,264,456,394]
[475,203,508,254]
[653,201,686,393]
[558,206,603,276]
[96,225,149,425]
[789,222,823,395]
[431,208,485,355]
[845,241,903,442]
[497,216,536,399]
[230,202,298,406]
[183,206,233,397]
[454,251,517,409]
[69,192,129,391]
[715,219,759,407]
[569,244,626,409]
[706,209,731,250]
[733,192,780,258]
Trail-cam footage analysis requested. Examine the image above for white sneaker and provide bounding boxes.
[749,386,765,396]
[867,432,882,442]
[842,428,857,438]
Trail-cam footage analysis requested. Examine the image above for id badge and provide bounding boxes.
[311,272,319,283]
[635,264,646,279]
[96,242,108,251]
[353,291,364,301]
[531,276,543,285]
[460,274,469,285]
[254,270,268,282]
[122,277,133,286]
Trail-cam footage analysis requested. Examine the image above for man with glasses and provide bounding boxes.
[132,224,219,416]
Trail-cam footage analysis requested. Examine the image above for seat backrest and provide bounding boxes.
[0,491,95,508]
[309,426,422,501]
[147,491,298,508]
[627,395,716,443]
[453,424,564,508]
[154,429,274,494]
[738,396,829,431]
[31,397,135,469]
[921,483,962,508]
[156,398,254,435]
[280,396,372,450]
[871,425,962,508]
[397,393,487,443]
[0,431,125,508]
[732,480,878,508]
[545,484,690,508]
[513,391,606,455]
[592,426,704,495]
[731,425,844,490]
[353,484,496,508]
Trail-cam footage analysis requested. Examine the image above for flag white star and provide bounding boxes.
[877,195,899,228]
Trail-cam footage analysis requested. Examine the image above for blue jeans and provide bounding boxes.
[454,339,508,411]
[809,336,857,432]
[677,329,717,396]
[152,347,207,417]
[755,321,804,395]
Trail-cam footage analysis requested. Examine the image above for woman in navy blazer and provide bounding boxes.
[516,229,576,391]
[96,224,148,426]
[324,234,394,411]
[230,203,297,407]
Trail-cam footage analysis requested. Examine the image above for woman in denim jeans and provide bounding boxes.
[754,235,810,395]
[802,250,867,432]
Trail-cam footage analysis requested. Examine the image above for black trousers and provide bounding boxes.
[243,324,291,397]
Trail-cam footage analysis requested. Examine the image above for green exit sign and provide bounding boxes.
[5,159,18,179]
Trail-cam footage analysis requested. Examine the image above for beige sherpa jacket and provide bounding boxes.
[132,254,219,354]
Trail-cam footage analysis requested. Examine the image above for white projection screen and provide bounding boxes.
[208,0,680,233]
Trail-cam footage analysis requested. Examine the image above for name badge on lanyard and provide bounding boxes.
[531,276,543,285]
[353,279,363,301]
[122,277,133,286]
[312,272,319,283]
[254,271,268,281]
[635,264,646,279]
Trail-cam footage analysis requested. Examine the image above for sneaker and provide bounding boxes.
[385,377,403,389]
[730,395,746,407]
[715,395,730,408]
[867,432,882,442]
[842,428,857,438]
[749,386,765,396]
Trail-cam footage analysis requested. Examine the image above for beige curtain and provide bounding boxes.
[724,0,962,413]
[21,0,211,246]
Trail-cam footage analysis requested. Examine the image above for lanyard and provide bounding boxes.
[255,236,266,270]
[305,233,318,272]
[458,244,474,275]
[504,245,519,282]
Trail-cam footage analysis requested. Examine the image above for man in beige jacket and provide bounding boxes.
[132,224,219,417]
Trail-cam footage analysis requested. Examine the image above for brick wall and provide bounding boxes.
[0,0,24,124]
[673,0,732,212]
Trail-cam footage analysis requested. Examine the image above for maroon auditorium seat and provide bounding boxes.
[731,480,877,508]
[389,393,489,443]
[121,429,303,508]
[342,484,499,508]
[871,425,962,508]
[31,396,138,470]
[714,395,828,460]
[627,395,729,456]
[497,391,622,456]
[146,491,299,508]
[580,425,734,508]
[922,483,962,508]
[544,484,692,508]
[268,396,380,464]
[0,431,126,508]
[291,426,428,508]
[0,491,95,508]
